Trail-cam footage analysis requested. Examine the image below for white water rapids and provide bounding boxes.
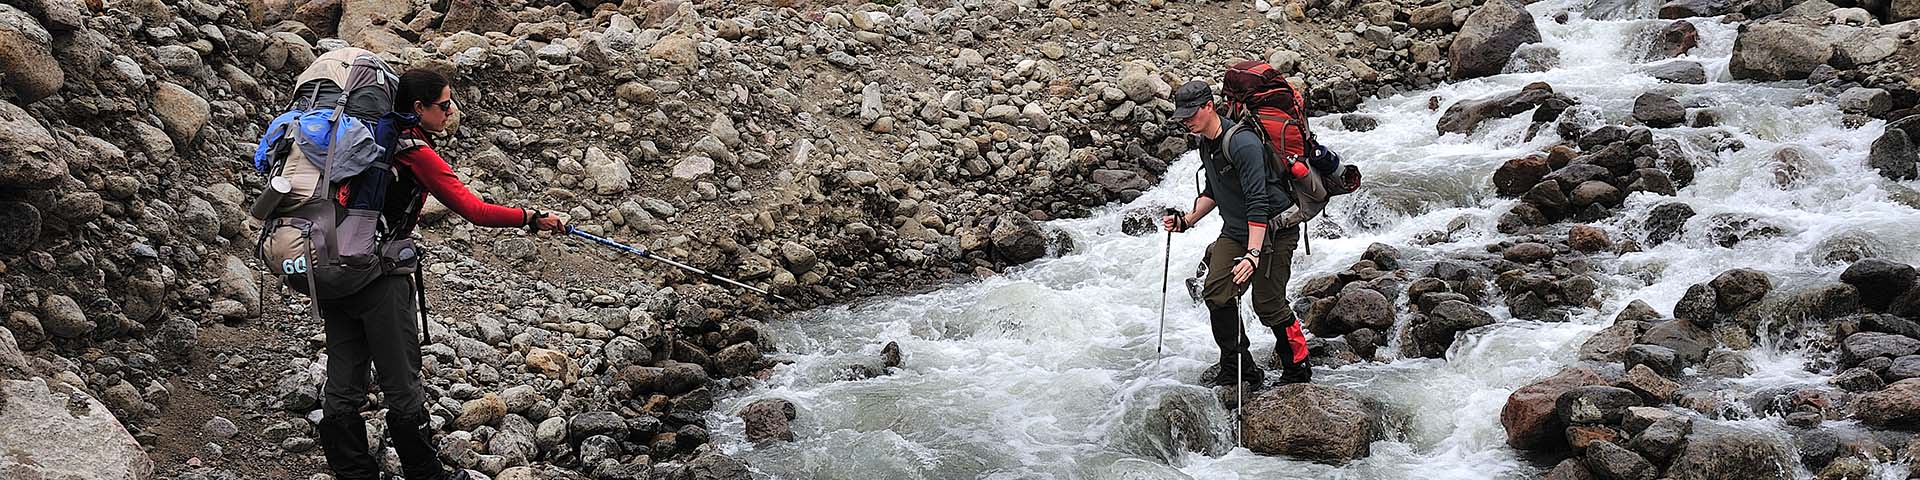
[707,1,1920,478]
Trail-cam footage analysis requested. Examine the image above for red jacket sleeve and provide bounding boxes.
[394,144,528,228]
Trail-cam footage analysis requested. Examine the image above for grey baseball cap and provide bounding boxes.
[1169,80,1213,120]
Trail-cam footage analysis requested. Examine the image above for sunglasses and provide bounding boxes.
[425,98,456,112]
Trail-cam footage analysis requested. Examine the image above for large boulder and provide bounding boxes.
[989,212,1050,264]
[1570,181,1624,209]
[1585,440,1658,480]
[1842,259,1918,311]
[1708,268,1772,312]
[0,4,64,104]
[1868,127,1917,181]
[680,452,751,480]
[1437,83,1567,135]
[1640,320,1712,367]
[289,0,343,37]
[1659,0,1733,17]
[0,201,40,254]
[1852,378,1920,427]
[1728,21,1834,81]
[1666,423,1795,480]
[1841,332,1920,365]
[1494,156,1552,197]
[737,398,797,443]
[1326,288,1395,334]
[1793,425,1885,475]
[1554,386,1644,425]
[1408,300,1496,358]
[1619,364,1680,402]
[153,82,210,146]
[1644,202,1695,247]
[338,0,413,46]
[1768,283,1860,322]
[1503,368,1606,450]
[1632,93,1685,128]
[1640,61,1708,84]
[1674,284,1717,326]
[454,394,507,430]
[1242,383,1383,463]
[1859,314,1920,340]
[1830,26,1901,69]
[1644,20,1700,60]
[1580,320,1649,363]
[1450,0,1542,80]
[1523,179,1573,220]
[0,379,155,479]
[442,0,515,34]
[0,100,69,190]
[38,294,92,339]
[1893,0,1920,22]
[1627,412,1693,461]
[584,147,631,195]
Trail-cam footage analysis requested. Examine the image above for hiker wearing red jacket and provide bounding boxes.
[314,69,566,480]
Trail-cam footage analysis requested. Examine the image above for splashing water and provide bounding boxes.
[710,1,1920,478]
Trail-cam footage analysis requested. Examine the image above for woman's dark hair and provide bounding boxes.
[393,69,449,114]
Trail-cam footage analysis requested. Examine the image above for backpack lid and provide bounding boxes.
[294,48,376,91]
[293,48,398,122]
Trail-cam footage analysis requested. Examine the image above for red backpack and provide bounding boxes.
[1219,60,1361,196]
[1217,61,1362,253]
[1221,60,1314,164]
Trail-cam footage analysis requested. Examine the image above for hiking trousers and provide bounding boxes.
[315,275,444,480]
[1199,227,1311,375]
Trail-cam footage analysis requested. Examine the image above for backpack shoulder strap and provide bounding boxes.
[396,136,430,154]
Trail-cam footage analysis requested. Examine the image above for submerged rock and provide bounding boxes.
[1437,83,1569,135]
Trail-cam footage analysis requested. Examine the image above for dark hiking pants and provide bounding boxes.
[315,275,443,480]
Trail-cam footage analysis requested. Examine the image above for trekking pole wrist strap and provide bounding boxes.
[524,209,549,230]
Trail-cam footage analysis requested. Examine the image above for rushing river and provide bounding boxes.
[707,0,1920,478]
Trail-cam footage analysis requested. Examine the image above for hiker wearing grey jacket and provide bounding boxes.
[1160,80,1313,387]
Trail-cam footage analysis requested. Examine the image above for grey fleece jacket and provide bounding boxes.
[1198,118,1295,241]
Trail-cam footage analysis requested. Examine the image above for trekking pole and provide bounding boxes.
[567,227,790,303]
[1157,208,1177,355]
[1236,314,1245,446]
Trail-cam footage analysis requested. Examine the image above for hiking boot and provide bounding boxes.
[1276,364,1312,384]
[1203,362,1234,386]
[1211,352,1265,387]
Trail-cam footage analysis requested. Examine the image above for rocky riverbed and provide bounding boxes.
[4,0,1920,478]
[0,0,1485,478]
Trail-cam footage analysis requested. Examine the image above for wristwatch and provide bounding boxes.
[1245,249,1262,259]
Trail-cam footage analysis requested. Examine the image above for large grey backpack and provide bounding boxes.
[248,48,427,314]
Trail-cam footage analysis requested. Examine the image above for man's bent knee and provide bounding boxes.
[1254,303,1296,328]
